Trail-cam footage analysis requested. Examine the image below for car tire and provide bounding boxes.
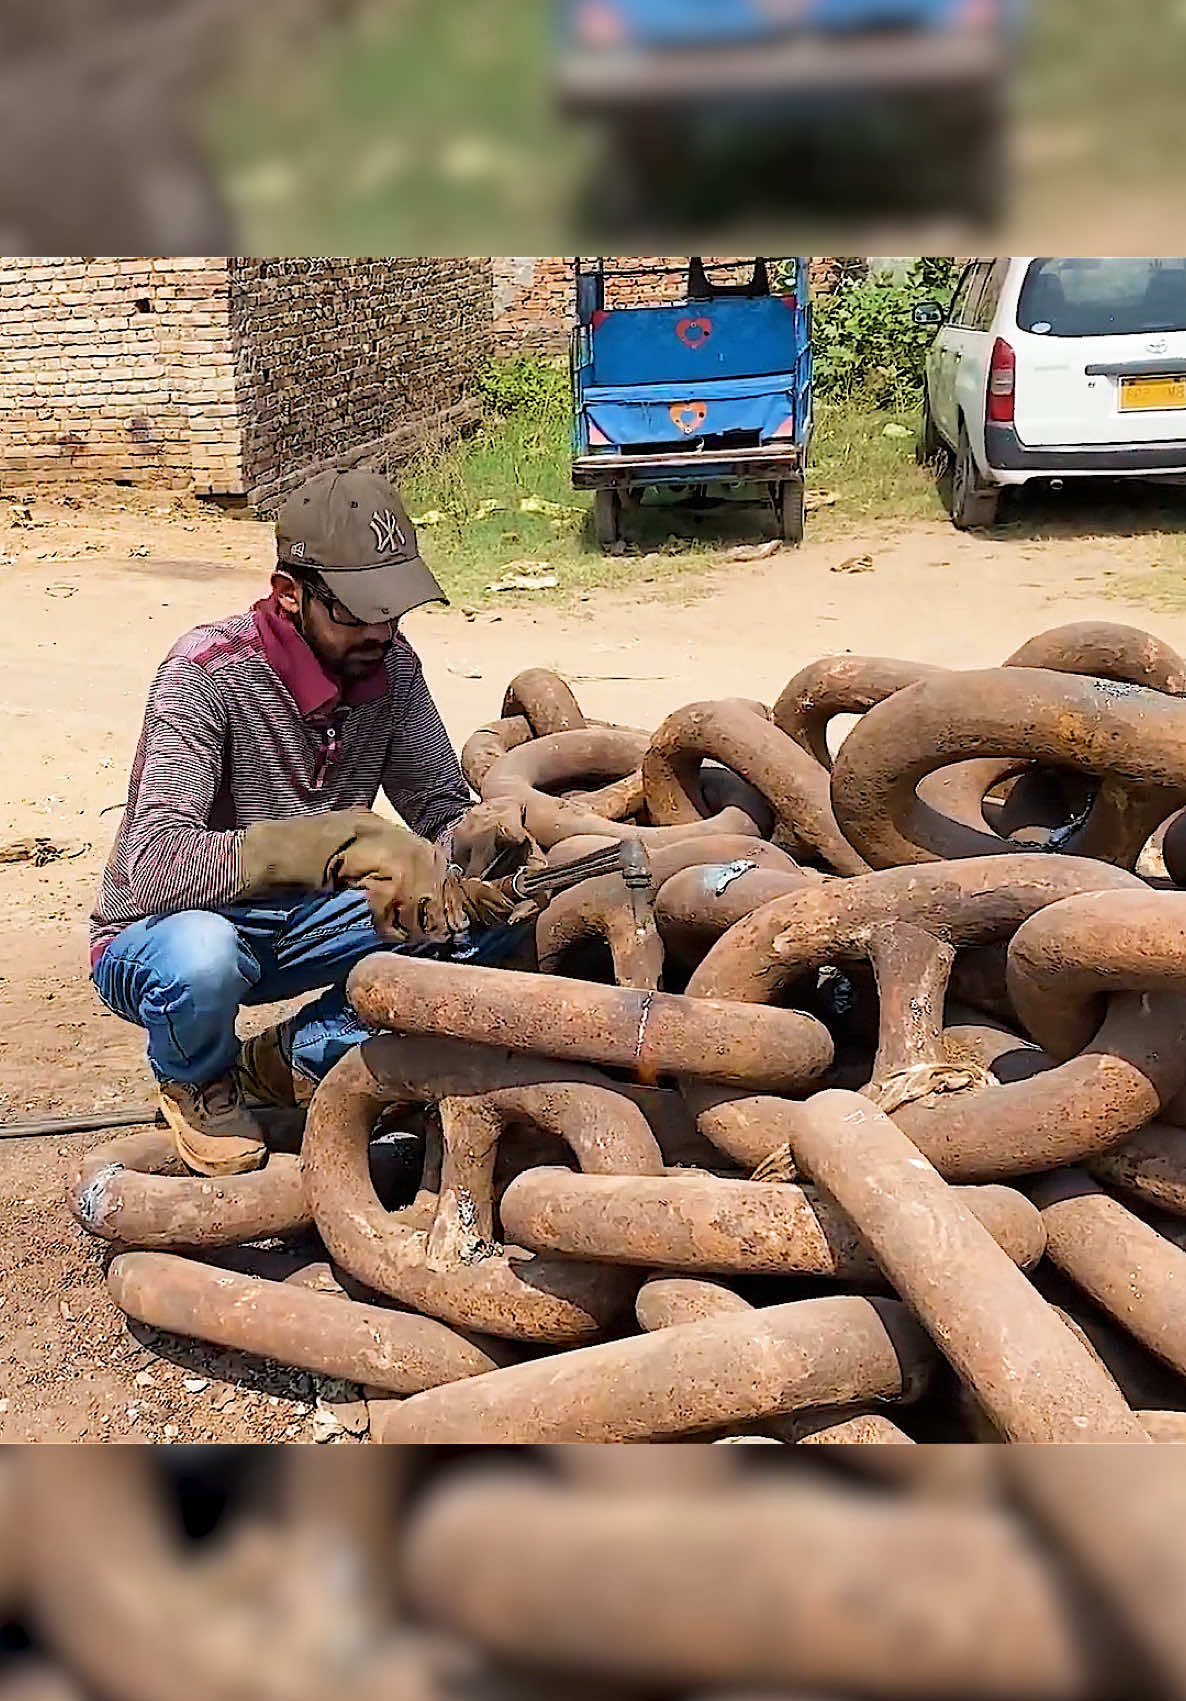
[963,90,1007,227]
[923,85,1007,227]
[593,487,623,551]
[917,394,945,465]
[950,426,1001,530]
[777,479,806,546]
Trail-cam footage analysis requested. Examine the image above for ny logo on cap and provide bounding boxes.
[370,509,406,554]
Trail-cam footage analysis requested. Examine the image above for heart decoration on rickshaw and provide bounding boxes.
[676,317,713,348]
[670,402,709,435]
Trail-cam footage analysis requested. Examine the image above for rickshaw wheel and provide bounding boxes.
[594,487,623,551]
[776,479,805,546]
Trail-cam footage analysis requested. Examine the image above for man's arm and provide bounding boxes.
[122,656,246,915]
[381,645,474,846]
[122,653,470,946]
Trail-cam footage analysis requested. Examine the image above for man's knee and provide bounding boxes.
[146,911,251,1005]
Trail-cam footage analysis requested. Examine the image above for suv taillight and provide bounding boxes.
[987,338,1016,424]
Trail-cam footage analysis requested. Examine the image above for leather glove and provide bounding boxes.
[447,800,546,932]
[448,799,537,881]
[239,810,464,946]
[452,873,536,931]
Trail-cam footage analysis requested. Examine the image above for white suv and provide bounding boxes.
[916,257,1186,528]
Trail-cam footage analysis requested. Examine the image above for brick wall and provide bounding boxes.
[491,257,574,354]
[0,257,242,489]
[0,256,493,501]
[229,257,493,510]
[491,256,866,354]
[2,255,873,497]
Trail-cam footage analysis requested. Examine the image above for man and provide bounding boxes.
[91,468,527,1178]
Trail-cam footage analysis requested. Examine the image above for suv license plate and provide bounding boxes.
[1120,376,1186,411]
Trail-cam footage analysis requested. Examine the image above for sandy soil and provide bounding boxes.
[3,479,1186,1442]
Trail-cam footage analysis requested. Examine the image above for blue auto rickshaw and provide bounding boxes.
[571,256,813,551]
[556,1,1017,225]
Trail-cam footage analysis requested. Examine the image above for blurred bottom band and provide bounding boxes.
[0,1446,1183,1701]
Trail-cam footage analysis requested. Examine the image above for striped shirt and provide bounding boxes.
[90,595,472,964]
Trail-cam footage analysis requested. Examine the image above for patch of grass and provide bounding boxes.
[399,361,604,608]
[394,359,939,607]
[211,0,580,252]
[400,405,722,609]
[1104,553,1186,614]
[810,400,945,529]
[1021,0,1186,183]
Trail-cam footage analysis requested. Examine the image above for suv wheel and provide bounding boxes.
[950,426,1001,530]
[963,90,1007,227]
[917,394,945,466]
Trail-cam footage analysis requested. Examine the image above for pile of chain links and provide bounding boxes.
[69,620,1186,1444]
[2,1448,1186,1700]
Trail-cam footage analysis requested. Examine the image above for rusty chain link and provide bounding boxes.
[64,635,1186,1450]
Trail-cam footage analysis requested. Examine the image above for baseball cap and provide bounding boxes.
[276,469,447,623]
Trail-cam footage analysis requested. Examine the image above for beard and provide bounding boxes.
[296,596,393,683]
[335,638,392,681]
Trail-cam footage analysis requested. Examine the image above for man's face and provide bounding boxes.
[273,570,395,683]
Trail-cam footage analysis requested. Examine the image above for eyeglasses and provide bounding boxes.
[302,574,392,632]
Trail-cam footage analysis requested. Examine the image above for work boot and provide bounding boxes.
[157,1075,268,1178]
[236,1022,316,1111]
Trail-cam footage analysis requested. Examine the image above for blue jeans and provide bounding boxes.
[92,890,523,1088]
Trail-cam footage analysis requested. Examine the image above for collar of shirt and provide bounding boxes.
[252,593,390,720]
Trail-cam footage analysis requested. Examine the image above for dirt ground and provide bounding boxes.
[4,479,1186,1443]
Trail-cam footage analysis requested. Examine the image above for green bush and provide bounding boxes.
[476,354,568,419]
[813,257,958,411]
[909,256,960,298]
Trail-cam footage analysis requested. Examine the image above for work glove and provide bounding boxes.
[447,799,544,932]
[448,798,537,882]
[240,810,466,946]
[451,873,538,932]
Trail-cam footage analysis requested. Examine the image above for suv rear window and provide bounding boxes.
[1017,259,1186,339]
